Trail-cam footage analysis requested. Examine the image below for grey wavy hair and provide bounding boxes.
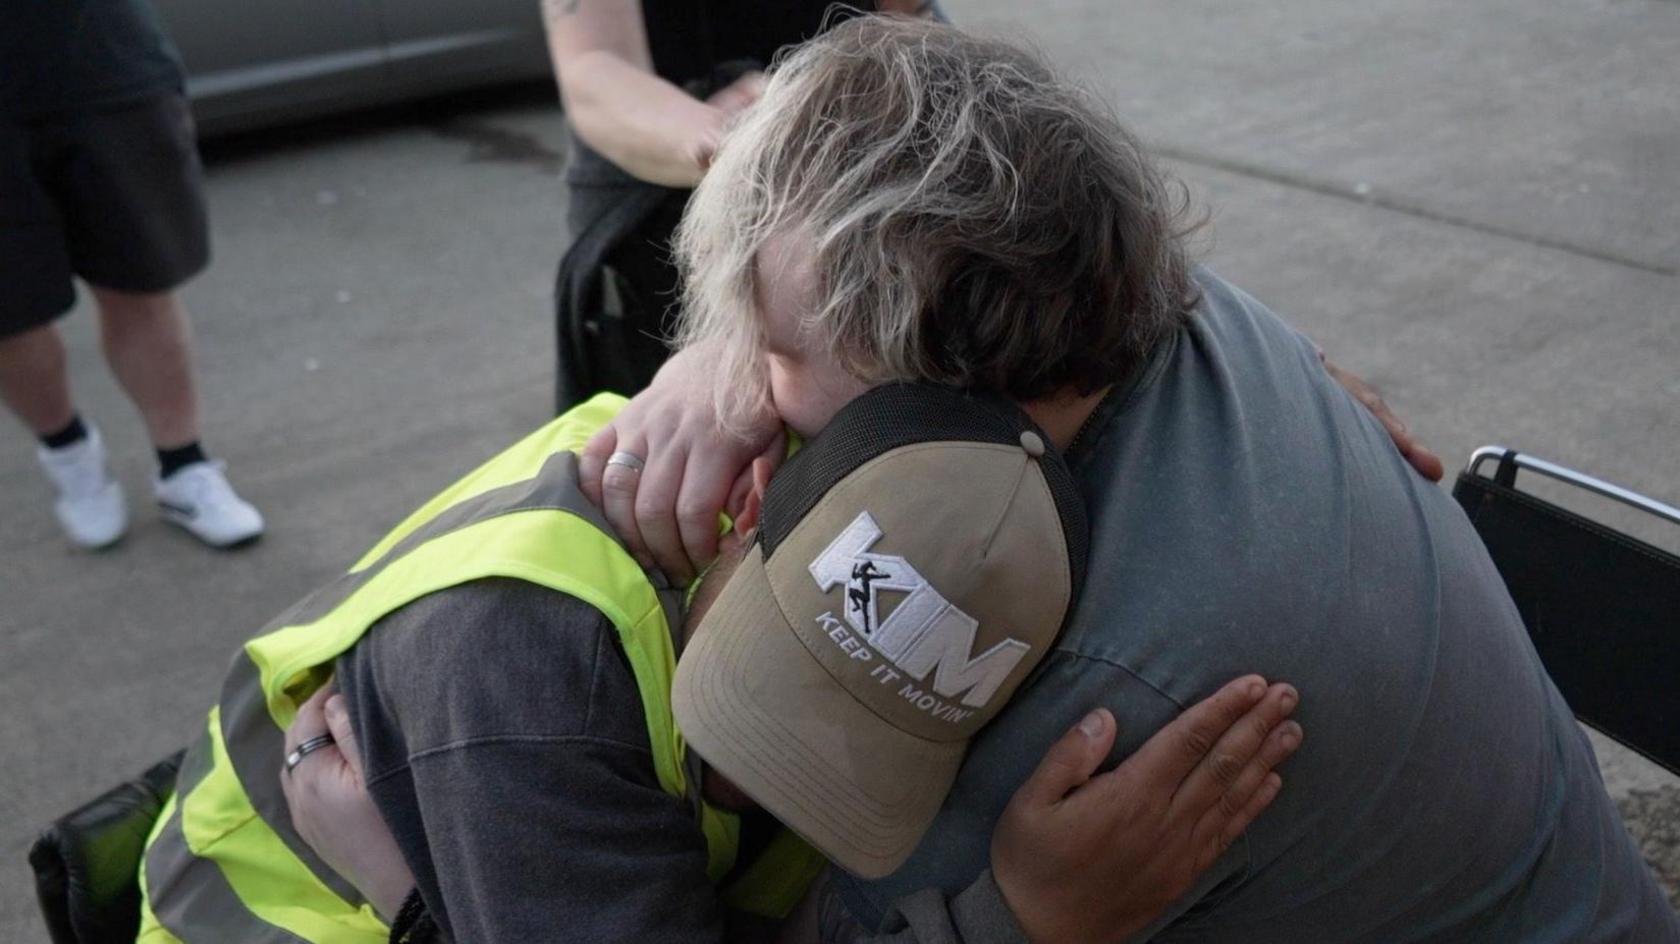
[674,15,1201,429]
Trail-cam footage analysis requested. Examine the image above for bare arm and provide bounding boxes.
[544,0,754,188]
[875,0,941,15]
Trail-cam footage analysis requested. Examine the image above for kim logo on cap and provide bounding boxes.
[809,511,1030,712]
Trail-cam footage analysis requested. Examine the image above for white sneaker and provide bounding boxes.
[37,425,128,549]
[154,460,265,548]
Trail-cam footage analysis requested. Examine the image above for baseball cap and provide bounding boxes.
[672,383,1088,878]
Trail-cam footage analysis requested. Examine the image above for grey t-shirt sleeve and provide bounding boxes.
[336,578,725,944]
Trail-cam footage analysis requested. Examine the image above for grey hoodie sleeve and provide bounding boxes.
[817,870,1029,944]
[341,579,726,944]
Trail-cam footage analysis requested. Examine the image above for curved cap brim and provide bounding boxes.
[673,544,963,879]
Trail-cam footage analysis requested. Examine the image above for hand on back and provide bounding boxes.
[280,685,416,922]
[993,676,1303,943]
[1320,352,1444,482]
[579,341,786,584]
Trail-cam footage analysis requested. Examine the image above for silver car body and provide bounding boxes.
[155,0,551,136]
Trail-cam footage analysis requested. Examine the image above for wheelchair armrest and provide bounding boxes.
[29,751,183,944]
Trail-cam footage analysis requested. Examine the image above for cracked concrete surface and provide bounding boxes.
[1619,785,1680,911]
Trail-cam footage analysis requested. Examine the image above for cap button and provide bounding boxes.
[1018,430,1046,458]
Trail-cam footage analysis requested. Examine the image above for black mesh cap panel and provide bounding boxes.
[758,383,1089,606]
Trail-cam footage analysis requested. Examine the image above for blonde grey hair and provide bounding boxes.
[675,15,1200,429]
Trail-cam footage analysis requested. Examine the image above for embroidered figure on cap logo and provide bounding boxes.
[809,511,1030,709]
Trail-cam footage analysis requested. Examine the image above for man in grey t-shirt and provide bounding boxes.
[583,18,1679,942]
[832,269,1680,941]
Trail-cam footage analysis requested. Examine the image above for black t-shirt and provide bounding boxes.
[641,0,871,87]
[1,0,185,117]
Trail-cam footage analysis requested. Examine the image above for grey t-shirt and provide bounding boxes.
[336,578,1026,944]
[832,269,1679,941]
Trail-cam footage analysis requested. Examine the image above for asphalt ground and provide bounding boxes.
[2,0,1676,938]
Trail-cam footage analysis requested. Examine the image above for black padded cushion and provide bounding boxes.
[30,751,181,944]
[1454,470,1680,775]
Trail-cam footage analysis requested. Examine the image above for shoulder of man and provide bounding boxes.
[340,577,654,762]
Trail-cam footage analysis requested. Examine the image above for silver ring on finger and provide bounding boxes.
[606,450,646,474]
[284,734,337,774]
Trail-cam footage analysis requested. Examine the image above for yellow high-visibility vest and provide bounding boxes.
[137,393,823,942]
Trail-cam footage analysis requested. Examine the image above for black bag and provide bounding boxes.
[554,184,688,413]
[30,752,183,944]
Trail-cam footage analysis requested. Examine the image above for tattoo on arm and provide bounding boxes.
[543,0,582,17]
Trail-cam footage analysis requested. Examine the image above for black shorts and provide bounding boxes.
[0,94,210,339]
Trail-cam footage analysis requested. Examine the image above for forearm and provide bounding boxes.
[556,49,723,188]
[361,865,416,926]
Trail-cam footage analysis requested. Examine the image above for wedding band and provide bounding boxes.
[606,451,646,473]
[284,734,337,774]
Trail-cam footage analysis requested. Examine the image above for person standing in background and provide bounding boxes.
[545,0,936,406]
[1,0,263,549]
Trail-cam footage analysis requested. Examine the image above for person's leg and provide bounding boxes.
[89,285,199,451]
[1,322,129,548]
[0,322,77,437]
[2,109,128,547]
[62,93,209,468]
[62,96,262,546]
[2,108,82,440]
[91,283,259,546]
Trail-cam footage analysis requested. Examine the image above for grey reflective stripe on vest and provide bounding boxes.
[150,448,696,937]
[146,804,308,943]
[136,663,370,935]
[258,451,618,635]
[175,726,215,798]
[219,654,368,905]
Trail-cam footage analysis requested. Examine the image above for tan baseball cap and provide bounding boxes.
[672,384,1088,878]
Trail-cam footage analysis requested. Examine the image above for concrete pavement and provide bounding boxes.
[2,0,1676,937]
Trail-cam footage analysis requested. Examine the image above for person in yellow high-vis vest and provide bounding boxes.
[139,387,1304,944]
